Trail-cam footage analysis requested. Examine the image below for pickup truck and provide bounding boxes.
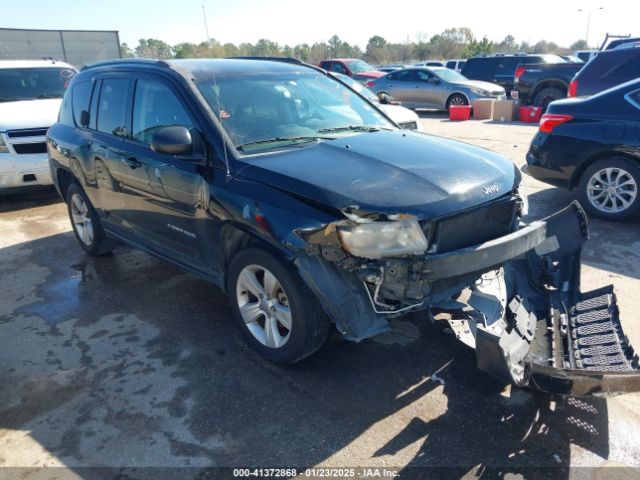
[513,62,584,110]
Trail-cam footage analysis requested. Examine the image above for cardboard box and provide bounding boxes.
[492,100,518,122]
[472,99,495,120]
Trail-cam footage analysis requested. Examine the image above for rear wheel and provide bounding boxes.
[446,93,468,109]
[533,87,565,112]
[66,183,118,255]
[578,157,640,221]
[227,247,329,364]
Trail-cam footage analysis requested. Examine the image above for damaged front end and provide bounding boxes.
[296,201,640,396]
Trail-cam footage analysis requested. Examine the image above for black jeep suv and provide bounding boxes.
[47,58,640,395]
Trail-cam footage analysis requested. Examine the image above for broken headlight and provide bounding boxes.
[337,217,428,259]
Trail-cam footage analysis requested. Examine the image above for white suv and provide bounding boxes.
[0,60,77,192]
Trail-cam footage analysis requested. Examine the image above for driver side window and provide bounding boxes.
[416,70,434,82]
[131,78,194,144]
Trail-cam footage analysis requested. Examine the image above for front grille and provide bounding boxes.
[398,121,418,130]
[12,142,47,155]
[432,196,518,253]
[490,91,504,97]
[7,128,48,138]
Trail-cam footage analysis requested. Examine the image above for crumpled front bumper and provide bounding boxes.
[297,201,640,396]
[433,201,640,396]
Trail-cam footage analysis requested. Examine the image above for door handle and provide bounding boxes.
[121,157,142,169]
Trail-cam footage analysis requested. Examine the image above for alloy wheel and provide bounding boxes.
[70,193,94,246]
[449,96,466,106]
[586,167,637,214]
[236,264,292,348]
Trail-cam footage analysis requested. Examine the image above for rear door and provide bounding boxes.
[117,73,208,269]
[88,74,131,234]
[413,69,442,108]
[492,57,520,92]
[377,69,421,107]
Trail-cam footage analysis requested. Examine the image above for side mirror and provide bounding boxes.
[428,77,441,85]
[80,110,90,127]
[151,126,193,156]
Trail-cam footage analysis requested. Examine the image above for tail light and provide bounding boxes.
[539,113,573,133]
[568,80,578,97]
[514,66,526,79]
[364,80,375,88]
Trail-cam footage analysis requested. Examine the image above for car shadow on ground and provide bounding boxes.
[0,187,61,213]
[0,231,612,477]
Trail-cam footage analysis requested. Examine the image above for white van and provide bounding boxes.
[0,60,77,192]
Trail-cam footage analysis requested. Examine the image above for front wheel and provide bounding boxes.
[226,247,329,364]
[578,157,640,221]
[446,93,468,109]
[67,183,118,255]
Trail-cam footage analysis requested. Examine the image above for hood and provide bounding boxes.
[236,130,518,219]
[0,98,62,132]
[456,80,505,92]
[379,104,419,125]
[353,71,385,80]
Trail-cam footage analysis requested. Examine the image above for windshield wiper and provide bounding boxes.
[236,135,333,152]
[36,93,63,99]
[316,125,390,134]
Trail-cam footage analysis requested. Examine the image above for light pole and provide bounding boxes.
[202,4,211,45]
[578,6,604,47]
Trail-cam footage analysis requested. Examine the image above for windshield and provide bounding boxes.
[433,69,469,83]
[196,72,394,153]
[539,55,567,64]
[0,67,76,102]
[344,60,376,73]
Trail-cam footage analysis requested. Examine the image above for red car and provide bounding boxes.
[319,58,385,82]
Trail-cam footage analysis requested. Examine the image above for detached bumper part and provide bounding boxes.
[467,202,640,396]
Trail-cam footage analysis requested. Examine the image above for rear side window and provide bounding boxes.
[462,58,494,79]
[72,80,93,127]
[608,57,640,79]
[96,78,128,136]
[389,70,418,81]
[131,78,194,144]
[446,61,456,69]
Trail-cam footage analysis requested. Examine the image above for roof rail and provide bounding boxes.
[227,56,304,64]
[81,58,169,71]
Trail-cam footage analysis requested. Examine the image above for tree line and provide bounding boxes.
[121,28,590,65]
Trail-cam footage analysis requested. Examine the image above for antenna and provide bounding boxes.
[202,5,211,45]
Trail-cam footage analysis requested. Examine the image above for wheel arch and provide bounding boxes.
[570,150,640,190]
[531,80,568,104]
[446,91,470,108]
[218,222,295,293]
[56,167,76,202]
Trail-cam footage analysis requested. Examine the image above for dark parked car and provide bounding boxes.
[461,54,567,96]
[514,61,584,109]
[527,78,640,220]
[568,45,640,98]
[47,58,640,395]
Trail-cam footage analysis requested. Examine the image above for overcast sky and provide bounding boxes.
[3,0,637,49]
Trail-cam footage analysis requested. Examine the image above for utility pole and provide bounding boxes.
[202,4,211,45]
[578,6,604,47]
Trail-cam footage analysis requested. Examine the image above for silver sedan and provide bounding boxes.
[367,67,506,110]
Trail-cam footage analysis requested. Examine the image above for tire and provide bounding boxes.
[533,87,565,112]
[226,247,329,364]
[446,93,468,110]
[578,157,640,221]
[66,183,118,255]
